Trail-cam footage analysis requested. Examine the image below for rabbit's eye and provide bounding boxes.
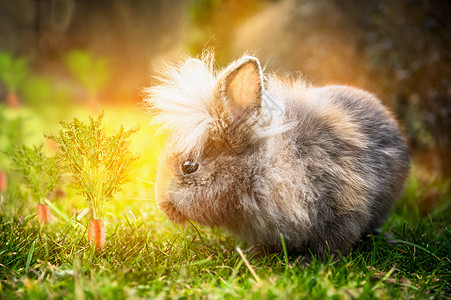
[181,160,199,175]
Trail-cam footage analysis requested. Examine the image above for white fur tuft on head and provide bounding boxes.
[144,53,294,155]
[144,53,218,155]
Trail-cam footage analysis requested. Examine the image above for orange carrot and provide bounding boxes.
[36,204,51,224]
[6,92,19,108]
[88,219,105,248]
[46,139,59,154]
[0,171,7,192]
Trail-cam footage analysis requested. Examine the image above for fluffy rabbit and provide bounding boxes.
[145,53,410,255]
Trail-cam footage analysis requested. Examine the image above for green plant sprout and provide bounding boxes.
[10,144,61,204]
[0,107,26,191]
[0,52,29,107]
[46,113,139,220]
[64,50,110,109]
[21,75,71,119]
[10,144,61,223]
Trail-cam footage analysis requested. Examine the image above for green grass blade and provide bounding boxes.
[44,199,85,230]
[25,240,35,272]
[280,234,289,272]
[390,238,441,261]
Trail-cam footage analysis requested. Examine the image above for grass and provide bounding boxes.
[0,107,450,299]
[0,205,449,299]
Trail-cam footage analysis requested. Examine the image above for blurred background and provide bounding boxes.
[0,0,450,219]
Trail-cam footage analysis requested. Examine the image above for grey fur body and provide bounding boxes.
[145,54,410,255]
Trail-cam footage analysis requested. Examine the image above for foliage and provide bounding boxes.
[46,113,139,220]
[395,166,451,224]
[21,75,71,117]
[64,50,110,99]
[10,144,61,205]
[0,107,26,169]
[0,205,449,299]
[0,52,28,93]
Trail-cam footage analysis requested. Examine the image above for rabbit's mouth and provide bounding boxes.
[158,200,188,224]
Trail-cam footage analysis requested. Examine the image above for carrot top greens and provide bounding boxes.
[10,144,61,205]
[47,113,139,219]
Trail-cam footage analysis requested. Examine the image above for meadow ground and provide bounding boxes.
[0,106,450,299]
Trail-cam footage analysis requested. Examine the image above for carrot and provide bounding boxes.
[6,92,19,108]
[46,139,59,153]
[36,204,51,224]
[88,219,105,248]
[0,170,7,192]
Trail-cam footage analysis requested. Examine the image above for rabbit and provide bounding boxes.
[144,52,410,256]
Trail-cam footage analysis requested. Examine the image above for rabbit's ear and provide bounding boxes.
[219,56,263,122]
